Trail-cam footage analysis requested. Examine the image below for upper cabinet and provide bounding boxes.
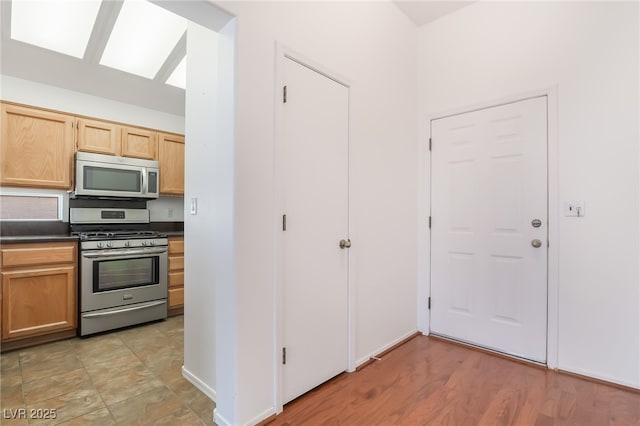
[122,126,158,160]
[77,117,122,156]
[1,103,74,190]
[1,102,184,193]
[78,120,163,162]
[158,132,185,195]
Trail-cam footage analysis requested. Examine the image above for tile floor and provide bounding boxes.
[0,316,216,425]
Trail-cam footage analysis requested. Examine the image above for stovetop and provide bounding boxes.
[73,230,167,241]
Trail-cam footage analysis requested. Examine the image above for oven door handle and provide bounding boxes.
[82,300,167,318]
[82,248,168,258]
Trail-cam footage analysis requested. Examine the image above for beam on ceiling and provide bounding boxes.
[0,0,12,41]
[84,0,123,64]
[153,31,186,84]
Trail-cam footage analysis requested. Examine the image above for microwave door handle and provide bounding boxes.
[141,168,147,195]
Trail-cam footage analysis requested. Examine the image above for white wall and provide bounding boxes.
[182,21,222,404]
[418,1,639,388]
[205,1,418,424]
[0,75,185,133]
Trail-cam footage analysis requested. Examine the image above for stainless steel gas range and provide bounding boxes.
[70,208,168,336]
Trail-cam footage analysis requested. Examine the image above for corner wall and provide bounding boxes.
[418,1,640,388]
[211,1,418,423]
[182,21,222,403]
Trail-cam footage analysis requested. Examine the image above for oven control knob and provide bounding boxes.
[97,242,104,249]
[149,240,155,246]
[124,241,131,247]
[142,241,148,246]
[107,241,114,248]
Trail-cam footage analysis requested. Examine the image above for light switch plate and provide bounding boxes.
[564,201,585,217]
[190,198,198,215]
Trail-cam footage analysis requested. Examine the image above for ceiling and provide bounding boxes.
[393,1,473,26]
[0,0,188,116]
[0,1,471,118]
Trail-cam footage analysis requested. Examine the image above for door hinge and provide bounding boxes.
[428,297,431,310]
[283,85,287,103]
[429,138,432,151]
[282,214,287,231]
[428,216,431,229]
[282,347,287,365]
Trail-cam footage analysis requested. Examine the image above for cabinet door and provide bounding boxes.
[159,133,185,195]
[122,127,157,160]
[77,118,121,155]
[1,103,74,189]
[1,265,77,340]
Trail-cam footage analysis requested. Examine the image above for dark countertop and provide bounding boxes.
[163,231,184,237]
[1,234,80,244]
[0,221,183,244]
[0,221,76,244]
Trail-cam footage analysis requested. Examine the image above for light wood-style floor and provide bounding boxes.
[270,335,640,425]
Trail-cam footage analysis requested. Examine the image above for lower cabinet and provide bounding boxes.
[168,236,184,316]
[0,242,78,350]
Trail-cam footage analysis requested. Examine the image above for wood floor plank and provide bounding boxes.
[270,336,640,426]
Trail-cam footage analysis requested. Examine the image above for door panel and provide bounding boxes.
[431,96,548,362]
[281,57,349,403]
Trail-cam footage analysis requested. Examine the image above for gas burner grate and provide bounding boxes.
[74,230,167,241]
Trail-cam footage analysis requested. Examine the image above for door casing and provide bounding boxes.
[419,87,559,369]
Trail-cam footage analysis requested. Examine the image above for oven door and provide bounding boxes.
[80,247,168,313]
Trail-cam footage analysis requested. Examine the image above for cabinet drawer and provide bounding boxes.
[168,238,184,254]
[169,255,184,272]
[169,271,184,288]
[168,287,184,308]
[1,243,76,268]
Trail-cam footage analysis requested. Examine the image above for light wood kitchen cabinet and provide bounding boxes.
[1,103,74,189]
[0,242,77,347]
[167,236,184,316]
[122,126,157,160]
[76,117,121,155]
[158,132,185,195]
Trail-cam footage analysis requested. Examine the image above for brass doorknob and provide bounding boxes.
[339,239,351,249]
[531,239,542,248]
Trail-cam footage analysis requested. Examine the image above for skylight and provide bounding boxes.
[100,0,187,80]
[10,0,101,58]
[166,56,186,89]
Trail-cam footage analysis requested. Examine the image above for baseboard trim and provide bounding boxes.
[247,408,278,426]
[558,367,640,394]
[182,366,217,401]
[355,330,421,371]
[256,413,278,426]
[213,408,232,426]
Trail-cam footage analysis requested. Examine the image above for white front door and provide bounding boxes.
[430,96,548,362]
[281,57,349,403]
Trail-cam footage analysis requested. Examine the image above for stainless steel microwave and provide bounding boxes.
[75,152,159,199]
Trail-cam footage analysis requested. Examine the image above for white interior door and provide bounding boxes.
[281,57,349,403]
[430,96,548,362]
